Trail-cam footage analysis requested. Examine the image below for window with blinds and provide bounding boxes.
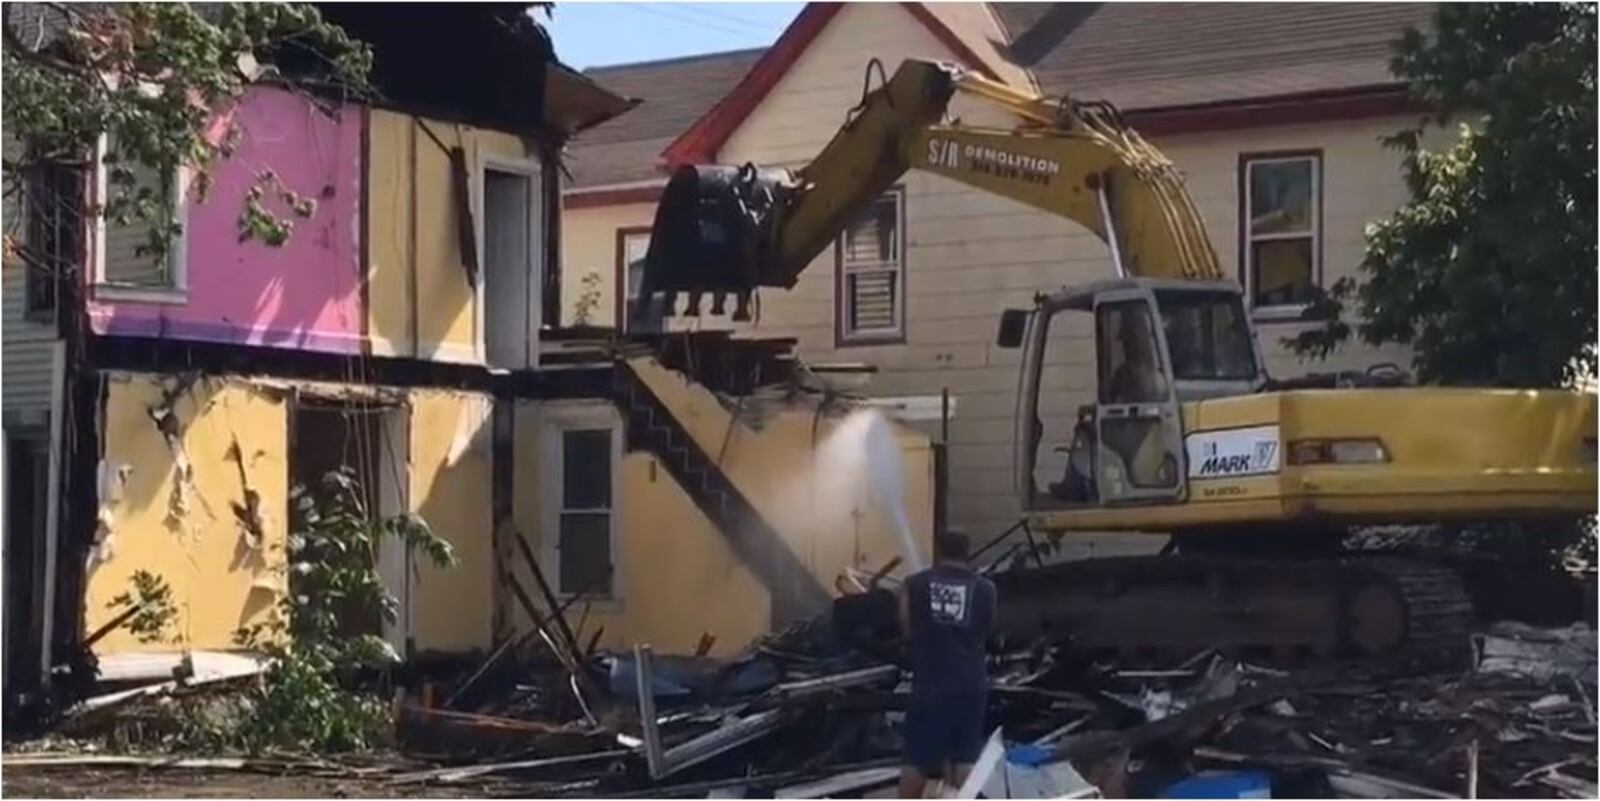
[97,137,185,293]
[837,190,904,343]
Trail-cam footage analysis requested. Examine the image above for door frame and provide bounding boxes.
[1091,287,1189,505]
[537,401,624,608]
[476,155,543,368]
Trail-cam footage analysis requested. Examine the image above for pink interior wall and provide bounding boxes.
[88,87,364,354]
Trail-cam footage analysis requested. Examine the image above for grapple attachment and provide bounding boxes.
[633,163,795,324]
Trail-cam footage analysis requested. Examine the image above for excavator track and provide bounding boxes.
[990,553,1475,665]
[1349,557,1475,657]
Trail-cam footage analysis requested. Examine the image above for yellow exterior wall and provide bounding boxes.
[81,367,928,658]
[512,398,771,655]
[366,110,543,363]
[84,375,498,655]
[557,201,657,328]
[85,375,288,653]
[366,111,414,359]
[629,359,935,574]
[407,390,495,652]
[510,363,935,657]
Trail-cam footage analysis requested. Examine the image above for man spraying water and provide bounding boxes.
[897,529,996,798]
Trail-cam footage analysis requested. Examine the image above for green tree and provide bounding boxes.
[2,4,371,272]
[1288,3,1596,388]
[229,467,455,753]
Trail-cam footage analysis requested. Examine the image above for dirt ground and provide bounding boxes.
[2,766,478,799]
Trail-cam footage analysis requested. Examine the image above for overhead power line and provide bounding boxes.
[623,4,755,38]
[669,4,787,33]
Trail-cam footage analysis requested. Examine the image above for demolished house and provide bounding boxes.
[1,4,937,723]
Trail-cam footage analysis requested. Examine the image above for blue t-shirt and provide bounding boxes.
[905,562,996,695]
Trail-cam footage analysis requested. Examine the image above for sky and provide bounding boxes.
[544,3,803,69]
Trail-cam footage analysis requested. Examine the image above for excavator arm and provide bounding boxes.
[636,58,1221,322]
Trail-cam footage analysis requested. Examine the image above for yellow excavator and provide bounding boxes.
[634,58,1597,659]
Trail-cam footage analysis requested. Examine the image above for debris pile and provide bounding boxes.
[10,565,1598,799]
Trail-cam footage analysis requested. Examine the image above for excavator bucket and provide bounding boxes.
[633,163,795,323]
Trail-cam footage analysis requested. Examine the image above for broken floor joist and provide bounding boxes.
[773,766,901,798]
[1,754,327,773]
[63,654,269,723]
[634,643,792,782]
[387,748,631,785]
[770,663,900,700]
[394,703,610,758]
[660,708,788,776]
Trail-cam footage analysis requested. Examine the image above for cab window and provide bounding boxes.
[1097,301,1169,404]
[1156,290,1257,382]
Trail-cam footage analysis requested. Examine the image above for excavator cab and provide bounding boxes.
[1004,278,1265,511]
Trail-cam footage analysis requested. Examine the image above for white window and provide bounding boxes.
[836,190,905,344]
[1242,154,1320,317]
[541,404,620,599]
[92,135,187,301]
[617,228,661,333]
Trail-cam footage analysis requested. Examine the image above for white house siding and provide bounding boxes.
[2,235,61,425]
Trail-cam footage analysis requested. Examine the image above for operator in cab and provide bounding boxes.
[897,530,998,798]
[1107,311,1167,404]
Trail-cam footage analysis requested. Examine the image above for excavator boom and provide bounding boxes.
[636,58,1220,321]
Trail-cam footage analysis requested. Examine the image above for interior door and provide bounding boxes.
[1093,289,1187,504]
[484,169,533,368]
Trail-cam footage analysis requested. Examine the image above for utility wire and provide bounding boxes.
[621,4,758,38]
[668,4,787,33]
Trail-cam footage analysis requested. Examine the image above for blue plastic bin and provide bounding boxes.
[1159,770,1272,799]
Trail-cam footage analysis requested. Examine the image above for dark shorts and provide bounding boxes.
[904,690,988,777]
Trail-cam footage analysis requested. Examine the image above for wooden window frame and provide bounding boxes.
[539,401,623,605]
[19,163,80,323]
[835,187,907,347]
[90,134,190,303]
[614,225,653,332]
[1238,150,1323,323]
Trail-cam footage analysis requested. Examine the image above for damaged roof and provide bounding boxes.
[566,48,764,189]
[5,3,632,141]
[311,4,630,139]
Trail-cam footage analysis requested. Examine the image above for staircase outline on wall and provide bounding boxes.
[611,361,831,628]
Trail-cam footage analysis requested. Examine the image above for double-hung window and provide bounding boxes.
[94,135,187,300]
[542,404,620,599]
[1242,153,1320,316]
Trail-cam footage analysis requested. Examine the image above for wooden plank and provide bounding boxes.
[502,570,575,674]
[635,644,667,781]
[387,749,630,784]
[393,703,610,759]
[511,530,583,665]
[1050,671,1334,764]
